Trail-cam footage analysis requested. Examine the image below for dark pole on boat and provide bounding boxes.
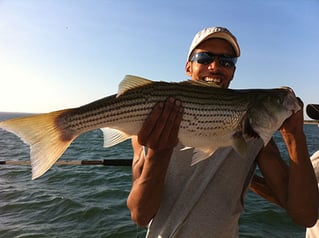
[0,159,133,166]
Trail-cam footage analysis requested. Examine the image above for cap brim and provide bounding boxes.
[204,32,240,57]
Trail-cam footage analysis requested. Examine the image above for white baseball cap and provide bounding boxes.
[187,27,240,60]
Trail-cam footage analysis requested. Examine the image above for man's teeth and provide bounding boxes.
[204,78,221,83]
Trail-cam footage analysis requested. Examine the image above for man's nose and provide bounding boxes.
[207,59,220,70]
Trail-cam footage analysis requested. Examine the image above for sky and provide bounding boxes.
[0,0,319,118]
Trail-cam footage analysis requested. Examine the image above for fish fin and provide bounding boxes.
[231,131,248,157]
[244,114,276,147]
[255,130,273,146]
[0,110,76,180]
[191,148,217,166]
[100,127,130,147]
[242,114,259,138]
[180,146,193,151]
[117,75,153,97]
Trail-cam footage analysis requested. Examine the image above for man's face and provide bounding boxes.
[185,38,237,89]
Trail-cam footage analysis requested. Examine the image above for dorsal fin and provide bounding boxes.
[117,75,153,97]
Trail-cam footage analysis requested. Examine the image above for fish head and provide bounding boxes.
[246,87,301,145]
[262,87,301,115]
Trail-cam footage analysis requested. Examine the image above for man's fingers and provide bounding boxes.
[146,98,180,149]
[138,97,184,150]
[138,102,164,145]
[157,100,183,147]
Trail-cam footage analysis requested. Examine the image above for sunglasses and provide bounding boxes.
[190,52,237,67]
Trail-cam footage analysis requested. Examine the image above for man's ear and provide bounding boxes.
[185,61,192,77]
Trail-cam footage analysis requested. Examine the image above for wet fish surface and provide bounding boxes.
[0,75,301,179]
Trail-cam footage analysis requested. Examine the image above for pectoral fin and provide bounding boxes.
[100,127,130,147]
[191,148,218,166]
[180,146,193,151]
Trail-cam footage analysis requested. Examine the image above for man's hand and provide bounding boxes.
[280,98,304,136]
[138,97,184,151]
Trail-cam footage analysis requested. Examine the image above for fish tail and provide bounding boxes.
[0,109,77,179]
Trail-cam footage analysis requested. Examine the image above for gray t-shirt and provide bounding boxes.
[146,139,264,238]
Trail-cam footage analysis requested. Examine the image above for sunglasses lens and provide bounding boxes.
[197,55,214,65]
[191,52,236,67]
[219,58,236,67]
[191,53,213,65]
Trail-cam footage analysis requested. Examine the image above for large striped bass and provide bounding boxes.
[0,75,301,179]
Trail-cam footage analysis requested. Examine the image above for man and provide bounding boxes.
[127,27,318,237]
[305,104,319,238]
[306,150,319,237]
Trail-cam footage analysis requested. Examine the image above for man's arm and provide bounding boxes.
[250,174,283,207]
[127,98,183,227]
[255,103,318,227]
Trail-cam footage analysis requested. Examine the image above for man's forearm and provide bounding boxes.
[127,148,173,227]
[284,131,319,227]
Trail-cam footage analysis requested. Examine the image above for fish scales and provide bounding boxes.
[0,75,301,179]
[60,81,248,136]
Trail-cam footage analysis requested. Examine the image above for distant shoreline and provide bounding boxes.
[304,120,319,125]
